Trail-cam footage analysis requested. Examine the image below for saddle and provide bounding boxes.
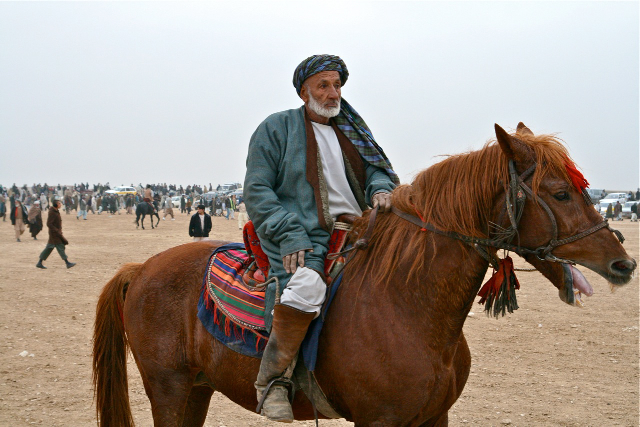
[201,218,354,337]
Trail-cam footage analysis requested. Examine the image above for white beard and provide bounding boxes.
[308,93,341,118]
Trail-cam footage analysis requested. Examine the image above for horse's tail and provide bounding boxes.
[92,262,142,427]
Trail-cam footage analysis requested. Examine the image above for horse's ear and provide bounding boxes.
[516,122,534,136]
[495,123,530,163]
[495,123,515,160]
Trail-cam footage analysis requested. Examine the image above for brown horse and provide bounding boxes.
[93,123,636,426]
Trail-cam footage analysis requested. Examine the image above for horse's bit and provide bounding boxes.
[390,159,625,266]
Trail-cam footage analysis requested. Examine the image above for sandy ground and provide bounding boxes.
[0,208,637,426]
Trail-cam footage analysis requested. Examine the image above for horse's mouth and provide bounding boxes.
[561,261,636,307]
[560,264,593,307]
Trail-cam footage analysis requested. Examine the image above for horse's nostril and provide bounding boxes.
[610,259,637,275]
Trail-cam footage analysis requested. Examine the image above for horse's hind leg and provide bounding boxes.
[140,368,195,426]
[182,385,214,426]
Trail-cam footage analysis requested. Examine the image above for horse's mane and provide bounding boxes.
[347,130,576,288]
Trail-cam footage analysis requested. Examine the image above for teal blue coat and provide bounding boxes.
[244,106,396,327]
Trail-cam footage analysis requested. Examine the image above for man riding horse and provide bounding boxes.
[143,184,156,212]
[244,54,398,422]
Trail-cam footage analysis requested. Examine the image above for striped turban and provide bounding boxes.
[293,54,349,95]
[292,54,400,185]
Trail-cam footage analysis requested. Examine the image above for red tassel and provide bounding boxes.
[565,160,589,192]
[477,256,520,317]
[224,318,231,336]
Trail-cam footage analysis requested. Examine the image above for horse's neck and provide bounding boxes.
[383,239,489,347]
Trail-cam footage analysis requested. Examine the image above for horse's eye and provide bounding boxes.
[554,191,570,201]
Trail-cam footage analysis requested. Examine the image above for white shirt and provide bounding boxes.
[199,214,205,231]
[311,122,362,219]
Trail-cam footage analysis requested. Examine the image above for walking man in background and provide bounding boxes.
[614,200,623,221]
[86,194,95,214]
[0,193,6,222]
[163,196,175,220]
[237,200,249,230]
[27,200,43,240]
[76,196,88,220]
[40,193,49,210]
[228,195,236,220]
[125,194,134,214]
[10,199,28,242]
[36,199,76,269]
[189,204,212,241]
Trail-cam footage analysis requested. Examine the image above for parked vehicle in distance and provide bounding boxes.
[171,196,181,209]
[599,192,628,211]
[105,186,137,196]
[217,183,242,195]
[599,193,629,216]
[586,188,606,204]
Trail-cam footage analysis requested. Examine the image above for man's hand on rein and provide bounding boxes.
[372,192,392,213]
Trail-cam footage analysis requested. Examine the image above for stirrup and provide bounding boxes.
[255,377,295,414]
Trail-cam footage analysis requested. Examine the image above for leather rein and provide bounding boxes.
[388,159,624,266]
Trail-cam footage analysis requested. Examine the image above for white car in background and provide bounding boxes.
[599,193,628,215]
[171,196,181,209]
[105,186,137,196]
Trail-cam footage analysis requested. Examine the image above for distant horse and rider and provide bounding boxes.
[93,123,635,426]
[134,200,159,229]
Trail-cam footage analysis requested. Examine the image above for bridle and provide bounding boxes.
[391,159,625,267]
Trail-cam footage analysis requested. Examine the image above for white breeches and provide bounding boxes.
[279,267,326,317]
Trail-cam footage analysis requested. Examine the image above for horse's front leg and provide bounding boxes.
[141,214,145,230]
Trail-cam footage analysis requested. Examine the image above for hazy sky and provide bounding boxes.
[1,1,638,191]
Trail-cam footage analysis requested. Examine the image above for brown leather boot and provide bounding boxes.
[255,303,316,422]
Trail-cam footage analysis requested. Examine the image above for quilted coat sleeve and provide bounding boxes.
[363,163,396,205]
[244,116,313,258]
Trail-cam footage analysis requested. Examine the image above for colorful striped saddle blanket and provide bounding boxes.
[204,246,268,330]
[197,222,351,361]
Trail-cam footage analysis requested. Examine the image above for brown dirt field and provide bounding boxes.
[0,209,637,426]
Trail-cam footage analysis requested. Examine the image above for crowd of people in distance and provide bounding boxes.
[0,181,249,242]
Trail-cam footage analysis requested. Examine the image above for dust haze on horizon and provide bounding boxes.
[0,1,638,192]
